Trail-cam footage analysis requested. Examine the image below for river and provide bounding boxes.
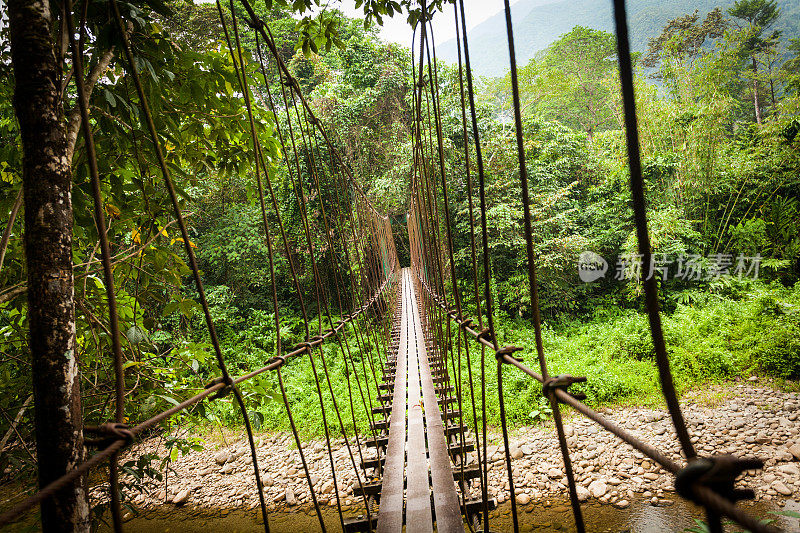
[106,496,800,532]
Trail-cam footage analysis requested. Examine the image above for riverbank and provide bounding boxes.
[94,382,800,516]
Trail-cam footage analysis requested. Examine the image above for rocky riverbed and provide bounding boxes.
[96,383,800,516]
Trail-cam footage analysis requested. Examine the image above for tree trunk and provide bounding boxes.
[7,0,89,531]
[769,76,776,112]
[752,55,762,125]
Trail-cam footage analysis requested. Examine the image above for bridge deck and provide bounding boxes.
[376,270,407,532]
[376,269,463,533]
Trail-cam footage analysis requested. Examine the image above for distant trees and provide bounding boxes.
[781,38,800,95]
[643,2,790,122]
[728,0,782,124]
[499,26,619,138]
[642,8,727,98]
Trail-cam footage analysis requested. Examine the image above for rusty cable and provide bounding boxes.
[416,271,776,533]
[63,3,126,529]
[500,0,586,529]
[0,278,391,528]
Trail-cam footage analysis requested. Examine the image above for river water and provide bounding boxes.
[107,496,800,532]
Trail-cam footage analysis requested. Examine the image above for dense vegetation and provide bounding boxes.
[1,0,799,494]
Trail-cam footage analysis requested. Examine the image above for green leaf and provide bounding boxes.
[163,301,179,316]
[157,394,181,407]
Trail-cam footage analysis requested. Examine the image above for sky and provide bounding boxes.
[332,0,522,48]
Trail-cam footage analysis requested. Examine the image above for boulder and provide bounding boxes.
[772,481,792,496]
[215,451,230,466]
[788,443,800,462]
[173,489,191,505]
[588,480,607,499]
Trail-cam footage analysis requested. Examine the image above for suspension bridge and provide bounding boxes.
[0,0,781,531]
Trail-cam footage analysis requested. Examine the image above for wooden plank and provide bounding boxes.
[376,270,408,533]
[411,280,464,533]
[404,270,433,533]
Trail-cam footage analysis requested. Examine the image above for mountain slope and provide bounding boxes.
[437,0,800,77]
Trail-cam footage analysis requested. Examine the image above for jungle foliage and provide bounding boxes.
[0,0,799,492]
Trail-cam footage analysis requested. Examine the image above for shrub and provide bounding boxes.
[751,320,800,379]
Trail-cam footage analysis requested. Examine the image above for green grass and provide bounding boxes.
[486,280,800,427]
[205,281,800,439]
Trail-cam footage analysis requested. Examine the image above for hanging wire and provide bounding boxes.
[1,2,399,529]
[500,0,586,530]
[408,1,776,532]
[62,2,126,528]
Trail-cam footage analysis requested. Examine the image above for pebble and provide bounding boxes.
[547,468,562,479]
[772,481,792,496]
[214,451,229,465]
[789,443,800,461]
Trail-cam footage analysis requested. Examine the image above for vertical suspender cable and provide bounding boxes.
[501,1,586,530]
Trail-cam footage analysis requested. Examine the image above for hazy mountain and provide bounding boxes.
[438,0,800,77]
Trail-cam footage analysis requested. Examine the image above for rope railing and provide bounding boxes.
[0,274,396,529]
[414,273,775,533]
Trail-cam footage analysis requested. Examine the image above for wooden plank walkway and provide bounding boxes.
[375,270,408,532]
[376,268,463,533]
